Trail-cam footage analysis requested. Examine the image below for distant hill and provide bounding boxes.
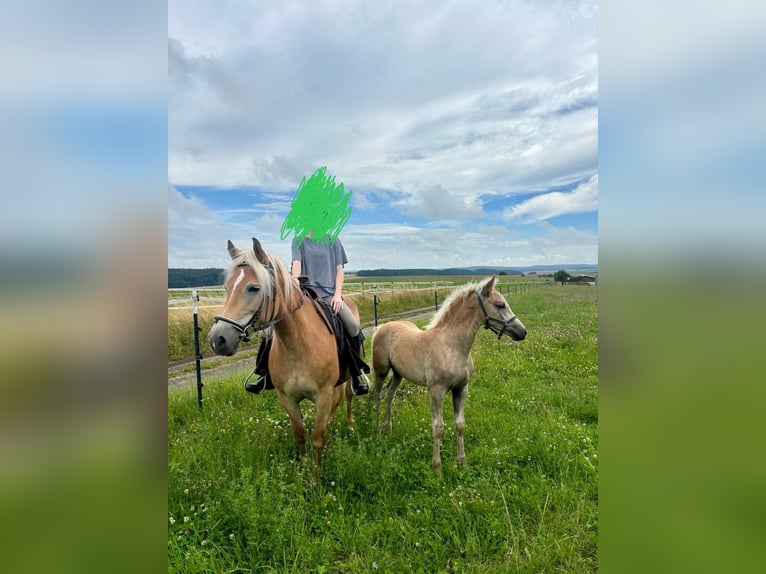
[169,264,598,287]
[353,264,597,277]
[168,268,225,288]
[355,267,522,277]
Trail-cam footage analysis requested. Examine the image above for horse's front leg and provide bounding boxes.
[275,391,306,458]
[312,391,336,466]
[452,384,468,467]
[344,383,355,429]
[429,384,448,477]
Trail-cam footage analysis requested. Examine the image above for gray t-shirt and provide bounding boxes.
[291,235,349,299]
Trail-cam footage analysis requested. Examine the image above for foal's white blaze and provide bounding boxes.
[232,269,245,291]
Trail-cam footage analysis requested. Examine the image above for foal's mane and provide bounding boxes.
[224,249,296,303]
[426,281,482,330]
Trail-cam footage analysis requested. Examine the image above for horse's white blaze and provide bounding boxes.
[232,269,245,291]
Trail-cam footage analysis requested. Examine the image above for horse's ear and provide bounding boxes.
[481,276,496,297]
[227,240,240,259]
[252,237,269,265]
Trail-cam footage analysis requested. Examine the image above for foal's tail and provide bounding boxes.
[370,325,394,379]
[369,326,382,363]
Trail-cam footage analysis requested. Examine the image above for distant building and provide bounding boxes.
[570,275,597,285]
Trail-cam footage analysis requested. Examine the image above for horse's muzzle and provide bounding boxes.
[509,325,527,341]
[208,322,240,356]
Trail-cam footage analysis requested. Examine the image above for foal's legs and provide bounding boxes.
[429,384,448,477]
[372,367,389,436]
[384,372,403,433]
[452,384,468,467]
[275,391,306,458]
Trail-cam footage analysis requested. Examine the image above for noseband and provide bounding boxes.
[476,290,517,340]
[213,263,304,342]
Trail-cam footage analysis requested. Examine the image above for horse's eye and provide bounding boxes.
[247,284,260,293]
[494,302,506,310]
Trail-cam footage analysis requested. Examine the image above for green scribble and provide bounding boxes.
[280,166,352,248]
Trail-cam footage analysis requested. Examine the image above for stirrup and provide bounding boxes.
[243,368,267,394]
[350,372,370,396]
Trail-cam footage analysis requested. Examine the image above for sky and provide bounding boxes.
[168,0,598,270]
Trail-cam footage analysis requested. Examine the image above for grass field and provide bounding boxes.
[168,285,597,573]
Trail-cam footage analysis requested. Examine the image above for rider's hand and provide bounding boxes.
[330,294,343,313]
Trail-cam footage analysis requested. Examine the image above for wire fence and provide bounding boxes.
[169,282,547,322]
[168,281,549,376]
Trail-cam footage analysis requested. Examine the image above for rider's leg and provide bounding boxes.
[331,299,370,395]
[244,334,273,394]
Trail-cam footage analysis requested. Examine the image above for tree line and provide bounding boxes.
[355,268,523,277]
[168,268,225,288]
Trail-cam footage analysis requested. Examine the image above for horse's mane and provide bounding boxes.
[426,281,482,330]
[224,248,296,303]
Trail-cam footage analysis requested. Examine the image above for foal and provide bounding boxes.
[372,276,526,475]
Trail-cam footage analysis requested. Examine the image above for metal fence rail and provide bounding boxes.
[169,281,549,311]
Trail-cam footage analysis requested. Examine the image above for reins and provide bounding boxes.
[476,289,517,340]
[213,263,305,342]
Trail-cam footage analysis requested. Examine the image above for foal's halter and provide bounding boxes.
[213,263,305,342]
[476,289,518,340]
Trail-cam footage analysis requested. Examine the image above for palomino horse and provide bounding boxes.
[207,238,358,466]
[372,276,526,476]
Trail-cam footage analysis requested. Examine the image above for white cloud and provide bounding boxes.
[393,184,484,219]
[167,184,210,222]
[504,175,598,223]
[168,0,599,268]
[339,221,597,270]
[251,213,284,233]
[168,0,597,197]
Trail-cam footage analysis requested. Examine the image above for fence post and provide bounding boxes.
[192,289,204,411]
[433,283,438,311]
[373,283,379,327]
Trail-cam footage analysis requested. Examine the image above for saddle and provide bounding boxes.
[298,277,352,385]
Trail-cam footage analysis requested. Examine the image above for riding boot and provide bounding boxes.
[349,369,371,396]
[345,330,371,395]
[244,336,274,394]
[352,330,371,373]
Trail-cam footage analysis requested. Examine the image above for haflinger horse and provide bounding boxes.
[207,238,358,466]
[372,276,526,476]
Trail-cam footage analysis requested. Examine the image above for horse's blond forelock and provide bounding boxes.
[224,248,295,302]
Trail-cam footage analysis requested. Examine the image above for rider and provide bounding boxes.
[244,231,371,396]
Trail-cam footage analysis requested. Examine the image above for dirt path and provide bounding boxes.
[168,352,258,391]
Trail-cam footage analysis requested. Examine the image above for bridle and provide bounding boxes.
[476,289,518,340]
[213,263,305,342]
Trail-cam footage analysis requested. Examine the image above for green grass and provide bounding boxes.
[168,286,597,572]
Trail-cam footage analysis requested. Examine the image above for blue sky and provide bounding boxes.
[169,0,598,269]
